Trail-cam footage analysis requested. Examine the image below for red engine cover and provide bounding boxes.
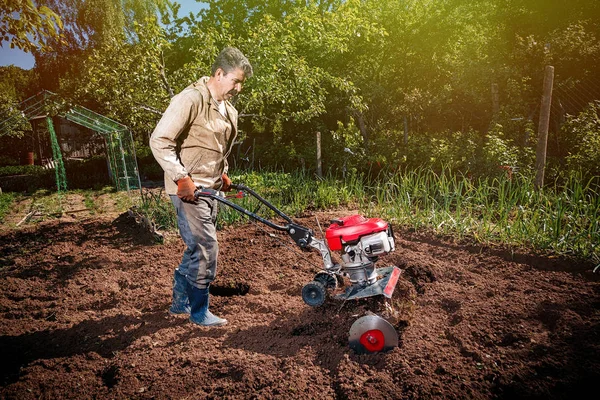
[325,214,389,251]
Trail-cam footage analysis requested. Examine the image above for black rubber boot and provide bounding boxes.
[168,269,191,315]
[186,284,227,326]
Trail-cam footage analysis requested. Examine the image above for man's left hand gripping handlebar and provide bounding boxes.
[221,173,232,192]
[176,176,197,202]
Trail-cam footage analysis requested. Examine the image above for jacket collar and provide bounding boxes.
[191,76,238,130]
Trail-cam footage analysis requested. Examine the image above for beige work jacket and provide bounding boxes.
[150,77,238,195]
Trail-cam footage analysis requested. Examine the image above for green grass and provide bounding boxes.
[136,168,598,262]
[134,188,177,231]
[1,187,135,225]
[368,168,599,261]
[0,192,19,223]
[216,170,366,227]
[5,168,596,264]
[83,192,97,214]
[27,189,65,217]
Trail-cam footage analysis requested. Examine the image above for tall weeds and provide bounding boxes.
[369,168,599,260]
[135,168,598,262]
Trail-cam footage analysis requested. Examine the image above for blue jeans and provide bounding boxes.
[170,195,219,289]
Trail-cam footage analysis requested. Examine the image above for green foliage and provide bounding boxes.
[0,157,111,193]
[0,156,20,166]
[0,0,63,52]
[137,152,164,181]
[371,167,599,261]
[0,165,44,177]
[135,169,367,232]
[397,130,480,173]
[0,166,54,192]
[356,124,538,180]
[83,191,97,214]
[135,188,176,231]
[0,66,38,139]
[231,169,364,214]
[64,157,111,189]
[480,125,535,178]
[62,30,168,138]
[129,168,599,263]
[564,101,600,178]
[7,0,598,181]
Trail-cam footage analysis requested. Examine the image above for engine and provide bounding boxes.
[325,215,395,286]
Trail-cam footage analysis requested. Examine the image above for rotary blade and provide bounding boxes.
[348,314,398,354]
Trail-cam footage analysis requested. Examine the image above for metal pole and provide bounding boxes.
[126,128,142,194]
[46,116,68,192]
[116,132,130,192]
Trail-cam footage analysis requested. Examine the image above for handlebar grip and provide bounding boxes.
[194,188,222,199]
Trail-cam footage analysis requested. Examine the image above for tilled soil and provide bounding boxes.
[0,209,598,399]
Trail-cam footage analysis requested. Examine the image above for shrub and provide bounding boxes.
[564,101,600,178]
[137,154,164,181]
[0,156,20,166]
[0,165,45,177]
[64,156,111,189]
[0,157,112,192]
[0,166,54,192]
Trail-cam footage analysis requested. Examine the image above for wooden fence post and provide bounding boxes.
[535,66,554,189]
[316,131,322,178]
[491,83,500,115]
[251,138,255,170]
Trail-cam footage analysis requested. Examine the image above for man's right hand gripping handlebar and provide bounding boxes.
[176,176,197,202]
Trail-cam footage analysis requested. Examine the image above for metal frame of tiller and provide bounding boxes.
[195,184,401,307]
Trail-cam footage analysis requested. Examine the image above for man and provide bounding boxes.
[150,47,253,327]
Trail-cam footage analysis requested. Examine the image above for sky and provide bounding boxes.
[0,1,204,70]
[0,46,35,69]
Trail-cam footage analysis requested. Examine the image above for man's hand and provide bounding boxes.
[177,176,197,202]
[221,173,232,192]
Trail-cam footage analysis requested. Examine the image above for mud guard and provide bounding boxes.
[334,266,402,301]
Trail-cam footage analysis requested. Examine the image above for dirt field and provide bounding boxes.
[0,198,599,399]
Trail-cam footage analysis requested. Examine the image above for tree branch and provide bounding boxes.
[158,50,175,98]
[135,102,163,115]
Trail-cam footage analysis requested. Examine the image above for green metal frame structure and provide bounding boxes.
[1,90,141,192]
[46,116,68,192]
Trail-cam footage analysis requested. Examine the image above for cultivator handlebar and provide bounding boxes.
[194,184,314,250]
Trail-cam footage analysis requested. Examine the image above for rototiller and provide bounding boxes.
[195,184,402,354]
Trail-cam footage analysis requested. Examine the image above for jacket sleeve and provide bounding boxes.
[149,90,201,183]
[222,103,238,176]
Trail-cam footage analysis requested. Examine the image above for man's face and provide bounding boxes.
[214,67,246,101]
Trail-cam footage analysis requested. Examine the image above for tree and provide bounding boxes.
[32,0,170,91]
[0,65,39,165]
[0,65,38,137]
[9,0,598,173]
[60,2,188,147]
[0,0,62,52]
[179,0,381,167]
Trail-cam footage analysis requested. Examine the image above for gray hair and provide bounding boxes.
[212,47,253,78]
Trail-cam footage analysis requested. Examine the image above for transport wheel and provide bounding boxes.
[301,281,327,307]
